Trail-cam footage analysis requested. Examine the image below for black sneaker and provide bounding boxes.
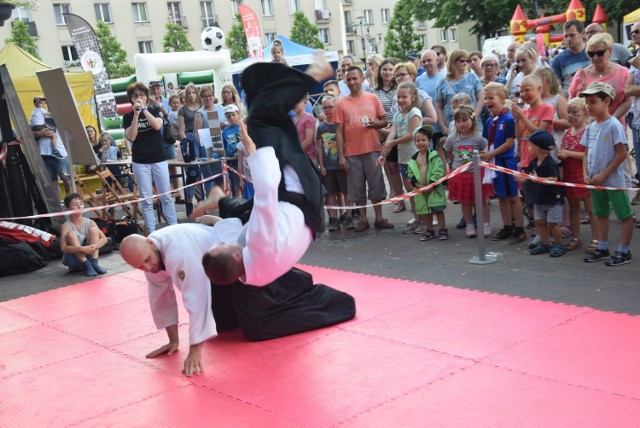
[584,248,610,263]
[343,217,356,230]
[491,227,513,241]
[328,217,340,232]
[51,149,65,159]
[604,250,632,266]
[509,231,528,244]
[455,217,466,229]
[339,213,347,224]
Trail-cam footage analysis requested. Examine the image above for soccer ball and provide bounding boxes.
[201,27,226,51]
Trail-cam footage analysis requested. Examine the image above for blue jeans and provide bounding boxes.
[42,155,71,183]
[185,132,213,200]
[132,161,178,233]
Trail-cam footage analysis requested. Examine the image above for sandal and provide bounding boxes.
[565,238,582,251]
[393,203,407,213]
[438,228,449,241]
[585,240,599,254]
[420,230,436,241]
[560,225,572,239]
[580,216,590,225]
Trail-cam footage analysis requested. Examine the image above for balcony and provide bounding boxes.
[12,19,38,37]
[345,24,354,34]
[341,0,352,5]
[201,15,218,28]
[315,9,330,23]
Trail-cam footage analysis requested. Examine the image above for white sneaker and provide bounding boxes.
[466,224,477,238]
[483,223,492,237]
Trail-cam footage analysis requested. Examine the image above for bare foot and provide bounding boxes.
[306,51,334,82]
[191,186,225,218]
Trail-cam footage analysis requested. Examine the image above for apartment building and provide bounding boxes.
[0,1,462,69]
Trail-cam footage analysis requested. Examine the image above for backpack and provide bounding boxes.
[180,137,196,162]
[114,216,142,243]
[162,117,176,145]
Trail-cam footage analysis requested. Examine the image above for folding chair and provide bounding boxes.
[97,169,141,220]
[74,176,107,218]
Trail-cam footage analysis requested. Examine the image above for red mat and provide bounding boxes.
[1,266,639,426]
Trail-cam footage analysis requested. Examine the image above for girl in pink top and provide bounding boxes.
[293,94,318,165]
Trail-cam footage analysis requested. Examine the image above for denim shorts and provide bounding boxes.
[42,155,71,182]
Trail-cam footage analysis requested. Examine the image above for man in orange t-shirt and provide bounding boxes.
[334,66,393,232]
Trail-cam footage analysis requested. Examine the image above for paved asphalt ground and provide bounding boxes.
[2,199,638,315]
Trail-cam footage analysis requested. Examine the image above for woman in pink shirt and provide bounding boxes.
[569,33,630,125]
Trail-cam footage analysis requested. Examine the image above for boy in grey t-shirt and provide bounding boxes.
[580,82,634,266]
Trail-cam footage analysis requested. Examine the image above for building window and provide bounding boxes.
[230,0,240,15]
[265,32,276,44]
[261,0,273,16]
[318,28,330,44]
[168,2,186,27]
[11,6,31,21]
[200,2,216,27]
[363,9,373,25]
[315,0,327,9]
[344,10,352,33]
[346,40,355,55]
[132,3,148,22]
[289,0,300,13]
[449,28,457,41]
[421,34,428,47]
[61,45,78,61]
[381,9,389,24]
[138,41,153,53]
[53,4,71,25]
[440,29,448,42]
[94,3,112,23]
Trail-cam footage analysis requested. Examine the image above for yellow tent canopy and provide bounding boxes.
[0,43,97,130]
[624,9,640,25]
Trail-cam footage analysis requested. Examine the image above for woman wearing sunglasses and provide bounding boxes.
[568,33,630,126]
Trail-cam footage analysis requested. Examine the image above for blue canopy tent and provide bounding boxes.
[231,35,339,97]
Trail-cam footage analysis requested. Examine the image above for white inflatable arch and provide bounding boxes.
[134,50,233,99]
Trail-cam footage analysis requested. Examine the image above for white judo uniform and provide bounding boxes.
[145,221,242,345]
[235,146,313,286]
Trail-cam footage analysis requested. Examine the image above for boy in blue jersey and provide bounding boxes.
[481,82,526,243]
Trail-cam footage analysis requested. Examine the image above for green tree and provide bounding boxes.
[162,22,194,52]
[4,20,40,59]
[290,11,324,49]
[408,0,519,38]
[95,20,135,78]
[226,13,249,62]
[384,0,422,59]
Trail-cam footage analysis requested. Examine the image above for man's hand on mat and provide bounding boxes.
[191,186,225,218]
[183,343,204,377]
[145,341,179,358]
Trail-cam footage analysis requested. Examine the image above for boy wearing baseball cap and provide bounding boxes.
[580,81,633,266]
[526,130,565,257]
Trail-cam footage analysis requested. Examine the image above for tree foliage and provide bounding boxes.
[227,13,249,62]
[409,0,640,38]
[384,0,423,59]
[95,20,135,78]
[290,11,324,49]
[162,22,194,53]
[4,20,40,59]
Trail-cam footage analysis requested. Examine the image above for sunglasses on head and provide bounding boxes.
[587,49,606,58]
